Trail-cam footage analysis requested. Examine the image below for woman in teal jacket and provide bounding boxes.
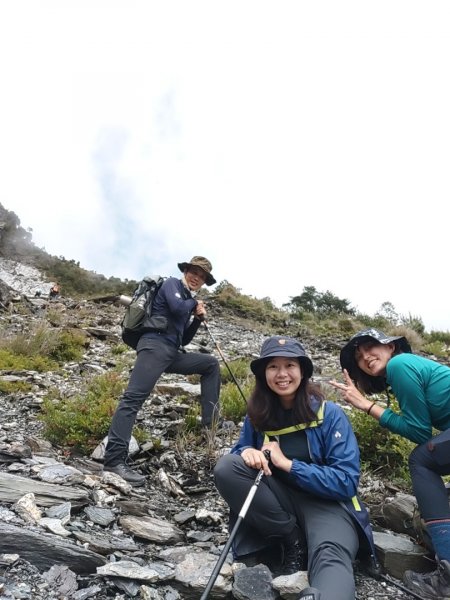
[214,336,377,600]
[331,328,450,600]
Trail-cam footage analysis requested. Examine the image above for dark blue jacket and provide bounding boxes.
[144,277,201,347]
[232,400,377,560]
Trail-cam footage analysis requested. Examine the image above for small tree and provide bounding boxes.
[287,286,354,315]
[375,301,399,326]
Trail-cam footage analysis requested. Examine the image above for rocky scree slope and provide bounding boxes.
[0,258,436,600]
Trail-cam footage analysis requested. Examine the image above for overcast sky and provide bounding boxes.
[1,1,449,332]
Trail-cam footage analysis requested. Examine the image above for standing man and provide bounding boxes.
[104,256,221,486]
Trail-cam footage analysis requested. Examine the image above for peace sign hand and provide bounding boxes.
[329,369,368,411]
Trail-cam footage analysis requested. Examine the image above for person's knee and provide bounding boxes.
[214,453,235,481]
[117,389,148,412]
[408,445,423,472]
[214,454,240,493]
[202,355,220,374]
[310,541,354,570]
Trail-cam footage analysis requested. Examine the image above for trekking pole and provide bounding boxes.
[200,450,270,600]
[361,560,428,600]
[201,321,248,404]
[378,573,428,600]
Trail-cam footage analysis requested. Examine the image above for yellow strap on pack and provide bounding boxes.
[262,402,362,511]
[263,402,325,443]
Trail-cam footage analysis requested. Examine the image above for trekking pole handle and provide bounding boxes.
[239,450,270,518]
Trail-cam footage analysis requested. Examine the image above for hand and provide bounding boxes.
[329,369,370,411]
[241,448,272,476]
[261,441,292,473]
[194,300,207,320]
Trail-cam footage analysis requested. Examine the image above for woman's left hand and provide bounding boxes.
[261,441,292,473]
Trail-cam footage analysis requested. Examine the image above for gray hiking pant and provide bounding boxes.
[214,454,359,600]
[105,336,220,466]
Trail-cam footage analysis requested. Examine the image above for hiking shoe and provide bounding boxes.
[282,538,308,575]
[403,560,450,599]
[103,463,146,487]
[297,587,322,600]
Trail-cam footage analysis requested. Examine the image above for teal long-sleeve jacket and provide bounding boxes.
[380,353,450,445]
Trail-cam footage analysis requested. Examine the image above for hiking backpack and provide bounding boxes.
[121,275,167,349]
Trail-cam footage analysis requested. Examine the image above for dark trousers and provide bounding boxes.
[214,454,359,600]
[105,336,220,466]
[409,429,450,521]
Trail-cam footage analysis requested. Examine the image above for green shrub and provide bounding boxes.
[39,371,128,453]
[213,282,285,326]
[2,322,59,357]
[0,322,87,368]
[400,314,425,336]
[0,348,58,372]
[48,330,86,362]
[133,426,149,444]
[220,381,252,422]
[183,404,202,432]
[348,401,414,483]
[388,325,423,352]
[427,330,450,345]
[337,318,355,334]
[111,343,129,355]
[220,358,252,384]
[422,341,448,359]
[0,379,33,394]
[45,308,63,326]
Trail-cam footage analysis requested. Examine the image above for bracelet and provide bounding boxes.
[367,402,377,416]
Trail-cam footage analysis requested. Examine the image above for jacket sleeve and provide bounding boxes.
[159,278,197,319]
[289,402,360,501]
[182,318,202,346]
[230,416,262,455]
[379,355,433,444]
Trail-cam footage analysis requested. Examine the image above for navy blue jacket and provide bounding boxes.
[144,277,201,347]
[232,400,377,560]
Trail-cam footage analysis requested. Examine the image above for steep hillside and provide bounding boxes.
[0,202,439,599]
[0,202,137,299]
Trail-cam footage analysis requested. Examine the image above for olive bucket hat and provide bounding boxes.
[177,256,216,286]
[340,328,412,375]
[250,336,314,380]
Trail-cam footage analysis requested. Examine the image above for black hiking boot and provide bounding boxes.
[403,559,450,599]
[297,587,322,599]
[281,529,308,575]
[103,463,146,487]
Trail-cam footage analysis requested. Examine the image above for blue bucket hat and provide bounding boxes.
[340,328,411,374]
[250,336,314,379]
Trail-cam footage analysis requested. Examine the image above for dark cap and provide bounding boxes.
[177,256,216,286]
[250,336,314,379]
[340,328,411,373]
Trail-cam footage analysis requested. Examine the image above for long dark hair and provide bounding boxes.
[247,360,324,431]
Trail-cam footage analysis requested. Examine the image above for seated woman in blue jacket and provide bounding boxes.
[214,336,377,600]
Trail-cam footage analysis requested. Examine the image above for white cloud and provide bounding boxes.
[1,1,449,331]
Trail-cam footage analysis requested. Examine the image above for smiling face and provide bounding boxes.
[184,266,207,291]
[265,356,302,408]
[354,341,395,377]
